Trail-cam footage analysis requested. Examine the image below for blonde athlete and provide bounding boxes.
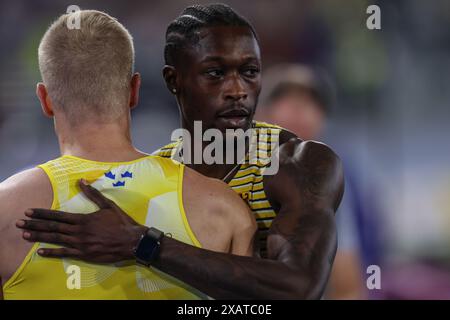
[0,10,256,300]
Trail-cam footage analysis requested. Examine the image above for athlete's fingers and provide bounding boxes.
[16,219,76,234]
[22,230,77,247]
[79,179,114,209]
[25,208,83,224]
[36,247,82,259]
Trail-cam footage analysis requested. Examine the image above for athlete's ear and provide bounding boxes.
[36,82,54,118]
[162,65,178,96]
[129,72,141,110]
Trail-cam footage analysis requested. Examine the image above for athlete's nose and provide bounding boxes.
[224,73,248,101]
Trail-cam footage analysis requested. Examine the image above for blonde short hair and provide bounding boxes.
[38,10,135,125]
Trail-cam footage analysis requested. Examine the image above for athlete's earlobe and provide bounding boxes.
[162,65,178,95]
[129,73,141,110]
[36,83,54,118]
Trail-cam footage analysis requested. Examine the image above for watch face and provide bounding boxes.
[135,235,159,263]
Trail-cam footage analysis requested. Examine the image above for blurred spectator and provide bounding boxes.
[256,64,367,299]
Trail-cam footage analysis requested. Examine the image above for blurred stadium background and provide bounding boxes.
[1,0,449,299]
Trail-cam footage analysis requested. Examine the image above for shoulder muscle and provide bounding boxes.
[0,167,53,228]
[266,139,344,212]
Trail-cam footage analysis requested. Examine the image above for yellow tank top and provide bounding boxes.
[3,155,205,300]
[154,121,282,258]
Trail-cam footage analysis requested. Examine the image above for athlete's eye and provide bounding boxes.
[242,67,260,78]
[205,69,225,78]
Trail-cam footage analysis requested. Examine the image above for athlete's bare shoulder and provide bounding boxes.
[0,167,53,214]
[0,167,53,235]
[278,127,302,145]
[0,167,53,283]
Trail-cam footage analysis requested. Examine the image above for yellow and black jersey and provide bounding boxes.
[154,121,283,258]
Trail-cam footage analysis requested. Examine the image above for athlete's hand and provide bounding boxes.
[16,180,148,263]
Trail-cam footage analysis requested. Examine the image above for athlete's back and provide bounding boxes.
[0,154,255,299]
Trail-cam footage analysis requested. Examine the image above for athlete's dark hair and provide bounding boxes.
[164,3,258,66]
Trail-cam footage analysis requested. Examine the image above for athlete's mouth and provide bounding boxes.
[217,108,250,118]
[216,112,250,129]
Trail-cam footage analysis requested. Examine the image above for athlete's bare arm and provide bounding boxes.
[0,169,52,285]
[18,139,343,299]
[152,139,343,299]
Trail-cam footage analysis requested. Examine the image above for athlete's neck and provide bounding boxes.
[56,116,145,162]
[181,120,252,180]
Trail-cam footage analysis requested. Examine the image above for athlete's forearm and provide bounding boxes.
[152,236,313,299]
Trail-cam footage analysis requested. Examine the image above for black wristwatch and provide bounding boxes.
[134,227,164,267]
